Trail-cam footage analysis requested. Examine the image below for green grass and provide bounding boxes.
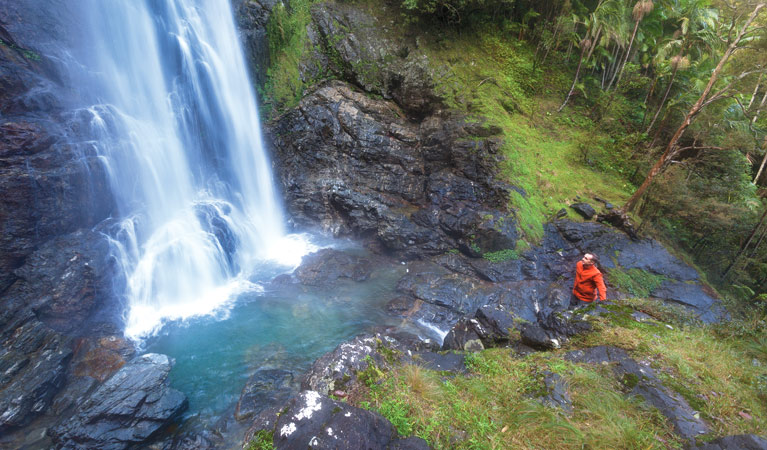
[355,348,681,449]
[245,430,275,450]
[353,303,767,449]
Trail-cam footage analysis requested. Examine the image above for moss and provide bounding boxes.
[376,340,402,365]
[0,38,41,61]
[608,268,667,299]
[621,372,640,390]
[483,248,519,263]
[261,0,321,117]
[245,430,274,450]
[357,357,385,387]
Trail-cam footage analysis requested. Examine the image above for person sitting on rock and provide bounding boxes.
[571,253,607,306]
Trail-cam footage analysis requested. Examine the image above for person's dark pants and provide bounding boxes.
[569,293,588,308]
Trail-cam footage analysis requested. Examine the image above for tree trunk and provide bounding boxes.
[586,26,602,62]
[611,18,640,92]
[604,43,621,90]
[625,3,765,212]
[748,73,763,110]
[751,89,767,124]
[559,42,589,112]
[645,53,682,134]
[641,75,659,127]
[722,207,767,280]
[753,136,767,184]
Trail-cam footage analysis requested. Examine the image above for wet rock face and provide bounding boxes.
[250,390,428,450]
[0,323,72,432]
[293,248,374,286]
[0,1,115,292]
[50,353,188,450]
[0,230,119,433]
[234,0,281,88]
[7,229,116,334]
[307,2,442,119]
[268,80,513,259]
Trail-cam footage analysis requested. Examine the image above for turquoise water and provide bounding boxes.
[143,255,405,434]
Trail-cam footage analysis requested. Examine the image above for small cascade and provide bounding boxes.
[75,0,307,339]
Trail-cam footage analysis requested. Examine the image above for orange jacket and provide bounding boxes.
[572,261,607,302]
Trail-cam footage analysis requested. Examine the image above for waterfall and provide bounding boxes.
[76,0,307,339]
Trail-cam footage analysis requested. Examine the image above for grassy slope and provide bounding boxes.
[355,304,767,449]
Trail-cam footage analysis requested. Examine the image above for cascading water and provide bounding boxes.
[77,0,311,339]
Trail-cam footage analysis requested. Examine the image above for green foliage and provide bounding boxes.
[0,38,41,61]
[464,351,503,375]
[378,388,415,436]
[483,248,519,263]
[607,268,666,298]
[358,355,385,388]
[261,0,319,117]
[245,430,274,450]
[399,0,516,27]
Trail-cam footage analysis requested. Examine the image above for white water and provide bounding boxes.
[78,0,310,339]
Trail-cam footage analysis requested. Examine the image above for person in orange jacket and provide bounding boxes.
[571,253,607,306]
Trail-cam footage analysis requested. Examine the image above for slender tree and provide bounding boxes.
[753,135,767,183]
[645,4,719,134]
[611,0,655,92]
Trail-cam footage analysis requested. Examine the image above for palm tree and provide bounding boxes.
[611,0,655,92]
[559,0,624,111]
[645,2,719,134]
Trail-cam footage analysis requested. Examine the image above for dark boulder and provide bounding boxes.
[442,317,485,352]
[268,80,511,260]
[650,281,728,323]
[520,323,562,350]
[537,371,573,414]
[570,202,596,220]
[293,248,375,286]
[442,304,518,351]
[249,390,429,450]
[50,353,188,450]
[235,368,298,421]
[689,434,767,450]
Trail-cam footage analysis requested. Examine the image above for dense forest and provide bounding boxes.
[262,0,767,311]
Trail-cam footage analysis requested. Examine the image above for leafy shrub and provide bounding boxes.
[483,248,518,263]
